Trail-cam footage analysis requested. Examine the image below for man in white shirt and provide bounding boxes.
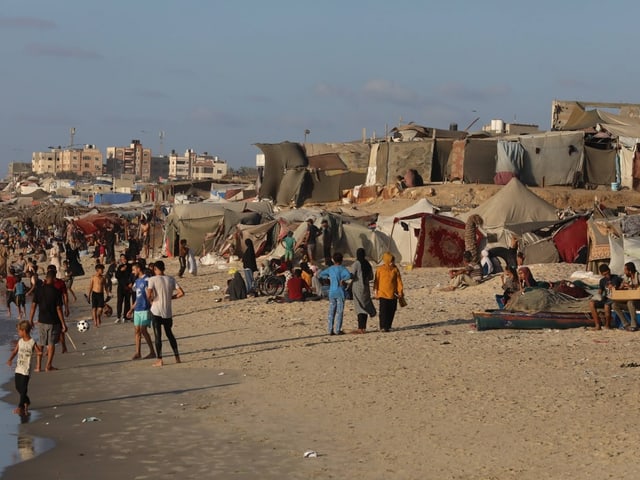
[146,260,184,367]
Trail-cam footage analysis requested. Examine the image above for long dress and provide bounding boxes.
[350,260,376,317]
[48,243,63,279]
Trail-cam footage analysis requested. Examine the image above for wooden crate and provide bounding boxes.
[609,289,640,301]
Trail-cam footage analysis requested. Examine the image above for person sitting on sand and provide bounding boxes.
[88,264,107,328]
[6,320,42,415]
[518,266,537,289]
[589,264,621,330]
[285,268,312,302]
[611,261,640,331]
[443,251,482,291]
[496,266,519,308]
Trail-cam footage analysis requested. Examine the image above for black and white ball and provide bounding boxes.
[77,320,91,333]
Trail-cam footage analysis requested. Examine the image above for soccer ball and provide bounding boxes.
[77,320,91,333]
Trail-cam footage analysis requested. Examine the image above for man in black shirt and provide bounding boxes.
[29,271,66,371]
[115,254,132,323]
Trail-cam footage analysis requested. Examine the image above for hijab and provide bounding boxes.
[356,247,373,280]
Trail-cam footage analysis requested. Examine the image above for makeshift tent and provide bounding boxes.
[164,202,273,256]
[448,138,498,184]
[376,199,438,264]
[369,140,435,186]
[460,178,559,246]
[518,131,584,186]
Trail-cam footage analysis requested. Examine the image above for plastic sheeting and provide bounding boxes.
[519,132,584,186]
[584,145,616,185]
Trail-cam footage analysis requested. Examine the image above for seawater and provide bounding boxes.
[0,309,54,475]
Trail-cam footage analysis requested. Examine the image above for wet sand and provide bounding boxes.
[4,257,640,479]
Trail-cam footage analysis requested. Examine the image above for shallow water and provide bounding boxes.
[0,312,54,475]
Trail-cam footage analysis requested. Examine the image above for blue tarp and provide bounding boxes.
[93,193,132,205]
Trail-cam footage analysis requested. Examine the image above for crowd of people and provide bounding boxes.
[1,216,183,416]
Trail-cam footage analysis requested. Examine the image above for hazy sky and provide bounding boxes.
[1,0,639,172]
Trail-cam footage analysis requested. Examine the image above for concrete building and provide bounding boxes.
[169,149,228,180]
[32,145,103,176]
[8,162,32,178]
[106,140,152,181]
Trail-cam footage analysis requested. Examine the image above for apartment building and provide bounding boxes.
[32,145,103,176]
[106,139,152,181]
[169,149,228,180]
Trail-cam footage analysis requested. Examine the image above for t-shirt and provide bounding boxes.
[147,275,179,318]
[283,236,295,252]
[14,281,25,295]
[133,275,150,311]
[5,275,16,291]
[33,284,63,325]
[15,338,36,376]
[306,224,319,245]
[318,265,351,299]
[600,274,622,299]
[287,276,309,301]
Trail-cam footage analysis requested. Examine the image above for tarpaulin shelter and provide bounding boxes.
[495,141,524,184]
[367,140,435,186]
[164,201,273,256]
[552,216,589,263]
[518,131,584,186]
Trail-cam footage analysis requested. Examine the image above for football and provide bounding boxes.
[77,320,91,333]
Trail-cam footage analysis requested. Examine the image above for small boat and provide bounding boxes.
[473,309,594,331]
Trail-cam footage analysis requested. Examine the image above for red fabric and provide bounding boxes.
[552,217,588,263]
[5,275,16,290]
[493,171,518,185]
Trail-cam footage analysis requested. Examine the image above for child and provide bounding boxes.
[6,321,42,416]
[5,267,17,318]
[88,264,106,327]
[63,259,77,302]
[317,252,352,335]
[14,277,26,320]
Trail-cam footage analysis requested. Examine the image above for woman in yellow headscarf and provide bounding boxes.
[373,252,404,332]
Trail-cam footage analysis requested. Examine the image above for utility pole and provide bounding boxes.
[70,127,76,147]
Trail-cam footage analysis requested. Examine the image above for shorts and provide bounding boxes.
[39,323,61,346]
[15,294,25,307]
[592,299,612,309]
[6,291,15,306]
[133,310,151,327]
[91,291,105,308]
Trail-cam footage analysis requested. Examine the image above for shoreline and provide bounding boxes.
[4,257,640,478]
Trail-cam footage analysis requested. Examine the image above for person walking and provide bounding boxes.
[318,252,352,335]
[6,320,42,415]
[350,248,376,333]
[146,260,184,367]
[127,262,156,360]
[373,252,404,332]
[115,254,132,323]
[29,271,67,371]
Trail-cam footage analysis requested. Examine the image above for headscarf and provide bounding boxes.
[518,266,536,288]
[356,247,373,280]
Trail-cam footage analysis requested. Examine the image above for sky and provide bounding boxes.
[1,0,639,174]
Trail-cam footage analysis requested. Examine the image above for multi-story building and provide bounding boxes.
[168,149,196,179]
[106,140,152,181]
[8,162,32,178]
[169,149,228,180]
[32,145,103,176]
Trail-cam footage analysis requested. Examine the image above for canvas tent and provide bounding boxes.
[376,199,438,264]
[460,178,559,247]
[517,131,584,186]
[447,138,498,184]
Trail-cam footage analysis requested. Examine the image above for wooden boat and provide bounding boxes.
[473,309,594,331]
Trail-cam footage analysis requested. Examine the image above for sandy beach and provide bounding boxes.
[2,247,640,480]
